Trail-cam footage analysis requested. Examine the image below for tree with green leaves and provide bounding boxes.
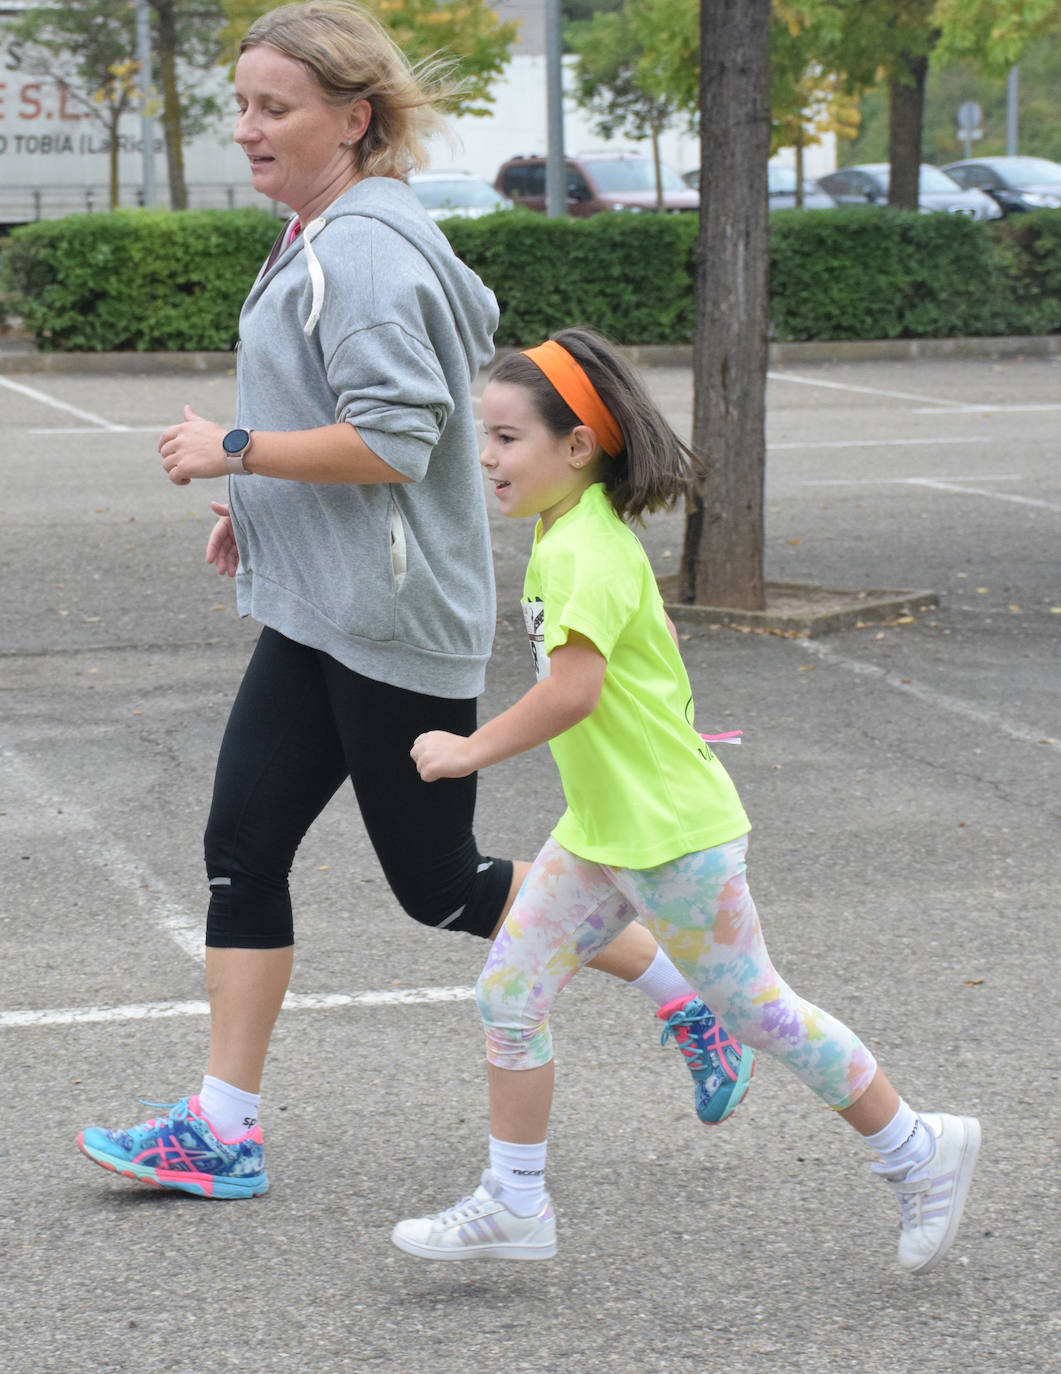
[562,0,622,23]
[6,1,236,212]
[219,0,519,118]
[566,2,694,208]
[814,0,1061,207]
[5,0,144,209]
[845,33,1061,165]
[771,1,861,201]
[148,1,229,212]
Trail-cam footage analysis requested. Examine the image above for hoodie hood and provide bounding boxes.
[253,176,497,377]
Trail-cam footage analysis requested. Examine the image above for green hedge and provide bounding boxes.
[0,208,280,351]
[442,209,697,346]
[2,203,1059,351]
[767,205,1061,340]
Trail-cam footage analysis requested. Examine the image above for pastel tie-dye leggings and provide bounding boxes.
[477,834,877,1111]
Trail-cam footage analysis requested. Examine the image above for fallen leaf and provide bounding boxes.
[964,978,984,986]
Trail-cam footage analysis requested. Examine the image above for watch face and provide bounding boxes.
[223,428,251,455]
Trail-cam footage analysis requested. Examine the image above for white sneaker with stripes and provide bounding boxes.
[391,1170,557,1261]
[877,1112,981,1275]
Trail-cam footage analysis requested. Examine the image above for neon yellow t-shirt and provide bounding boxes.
[521,483,750,868]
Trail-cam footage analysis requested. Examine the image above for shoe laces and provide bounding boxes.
[129,1096,189,1133]
[435,1193,487,1226]
[660,1005,740,1082]
[872,1160,931,1229]
[432,1171,500,1225]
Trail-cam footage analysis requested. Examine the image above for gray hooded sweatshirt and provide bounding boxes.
[228,177,499,699]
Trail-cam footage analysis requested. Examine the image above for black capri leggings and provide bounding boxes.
[203,627,513,948]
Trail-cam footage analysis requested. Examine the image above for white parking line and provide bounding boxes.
[0,985,476,1030]
[912,403,1061,414]
[0,375,132,431]
[1,745,205,963]
[798,475,1061,511]
[768,370,1061,414]
[767,370,972,408]
[770,436,992,450]
[804,474,1018,484]
[797,640,1060,750]
[908,478,1061,511]
[28,425,164,435]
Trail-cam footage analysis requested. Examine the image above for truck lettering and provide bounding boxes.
[19,82,41,119]
[59,85,88,121]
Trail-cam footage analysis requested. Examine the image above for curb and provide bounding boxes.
[660,580,941,639]
[0,334,1058,374]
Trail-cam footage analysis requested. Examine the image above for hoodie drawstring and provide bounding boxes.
[301,216,328,337]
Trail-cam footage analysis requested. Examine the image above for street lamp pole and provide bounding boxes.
[136,0,156,206]
[1006,65,1019,156]
[544,0,566,218]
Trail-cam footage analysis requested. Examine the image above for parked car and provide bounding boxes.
[941,156,1061,215]
[767,165,837,209]
[682,163,836,208]
[495,150,699,217]
[407,170,514,220]
[818,163,1002,219]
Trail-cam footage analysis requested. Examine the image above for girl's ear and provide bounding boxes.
[569,425,599,469]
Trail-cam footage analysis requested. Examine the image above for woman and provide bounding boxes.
[76,1,750,1200]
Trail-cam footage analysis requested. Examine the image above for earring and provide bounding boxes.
[342,139,353,147]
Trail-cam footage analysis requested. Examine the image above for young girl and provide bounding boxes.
[391,328,980,1274]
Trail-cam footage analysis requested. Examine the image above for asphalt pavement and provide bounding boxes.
[1,347,1058,1373]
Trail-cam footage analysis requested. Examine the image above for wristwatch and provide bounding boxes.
[222,427,253,475]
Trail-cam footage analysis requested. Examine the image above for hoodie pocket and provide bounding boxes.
[389,504,408,584]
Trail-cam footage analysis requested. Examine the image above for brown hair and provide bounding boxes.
[240,1,459,178]
[491,328,699,522]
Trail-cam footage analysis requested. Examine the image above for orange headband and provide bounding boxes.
[520,340,623,458]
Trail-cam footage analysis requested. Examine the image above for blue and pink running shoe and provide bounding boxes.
[658,995,755,1124]
[77,1095,268,1199]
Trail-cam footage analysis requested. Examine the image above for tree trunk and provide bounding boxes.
[109,115,121,209]
[680,0,769,611]
[153,0,187,209]
[651,124,663,211]
[887,50,928,211]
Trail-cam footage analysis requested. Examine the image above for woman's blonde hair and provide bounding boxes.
[239,1,458,178]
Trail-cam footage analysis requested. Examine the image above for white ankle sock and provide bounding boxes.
[863,1099,933,1175]
[199,1074,261,1142]
[488,1135,547,1216]
[629,947,695,1008]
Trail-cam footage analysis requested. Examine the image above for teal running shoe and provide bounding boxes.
[77,1095,268,1199]
[658,995,755,1124]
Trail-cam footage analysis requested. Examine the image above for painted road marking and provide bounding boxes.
[796,639,1059,752]
[0,986,476,1030]
[0,375,132,431]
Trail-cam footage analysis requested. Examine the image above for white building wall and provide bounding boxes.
[435,54,703,185]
